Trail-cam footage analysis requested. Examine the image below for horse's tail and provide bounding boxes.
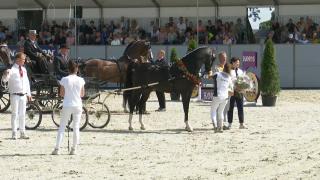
[77,60,87,76]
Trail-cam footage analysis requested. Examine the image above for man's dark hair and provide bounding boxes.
[230,57,240,64]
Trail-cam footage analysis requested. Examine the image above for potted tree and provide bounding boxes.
[260,39,281,106]
[169,48,180,101]
[187,39,197,52]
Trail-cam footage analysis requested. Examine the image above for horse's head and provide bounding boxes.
[0,45,13,67]
[122,40,151,63]
[204,48,216,75]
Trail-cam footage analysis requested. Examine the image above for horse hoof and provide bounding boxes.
[140,126,146,130]
[129,127,133,131]
[185,126,193,132]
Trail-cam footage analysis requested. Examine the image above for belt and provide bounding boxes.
[12,93,26,96]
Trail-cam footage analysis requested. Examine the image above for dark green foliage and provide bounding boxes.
[187,39,197,52]
[260,39,280,96]
[170,48,179,65]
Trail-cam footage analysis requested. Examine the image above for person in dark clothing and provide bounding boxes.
[154,49,168,112]
[24,30,51,74]
[54,44,70,80]
[227,57,246,129]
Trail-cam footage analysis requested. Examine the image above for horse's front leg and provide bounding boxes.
[138,91,151,130]
[128,92,140,131]
[122,93,129,113]
[182,90,193,132]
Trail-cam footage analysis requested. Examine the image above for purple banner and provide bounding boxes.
[242,51,257,71]
[201,87,213,101]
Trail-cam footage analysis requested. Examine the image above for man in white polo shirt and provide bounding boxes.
[2,52,32,139]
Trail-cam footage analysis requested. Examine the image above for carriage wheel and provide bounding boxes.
[87,101,111,128]
[51,102,89,131]
[25,102,42,130]
[0,92,10,112]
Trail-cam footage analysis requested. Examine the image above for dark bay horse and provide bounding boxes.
[81,40,151,83]
[126,47,215,132]
[0,44,13,112]
[81,40,151,112]
[0,44,13,68]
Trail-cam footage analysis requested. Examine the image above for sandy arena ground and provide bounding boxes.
[0,90,320,179]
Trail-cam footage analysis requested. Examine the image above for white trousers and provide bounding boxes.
[55,106,82,149]
[10,95,27,134]
[223,97,230,123]
[211,97,228,128]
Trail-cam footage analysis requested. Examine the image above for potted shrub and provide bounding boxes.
[187,39,197,52]
[260,39,281,106]
[169,48,180,101]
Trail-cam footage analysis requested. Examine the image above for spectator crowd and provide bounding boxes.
[2,17,248,47]
[265,16,320,44]
[2,16,320,46]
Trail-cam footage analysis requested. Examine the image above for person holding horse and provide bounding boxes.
[210,63,233,133]
[54,44,70,80]
[24,30,51,74]
[154,49,168,112]
[52,60,85,155]
[227,57,247,130]
[1,52,32,140]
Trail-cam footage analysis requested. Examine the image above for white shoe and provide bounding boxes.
[51,148,60,155]
[20,133,30,139]
[12,132,17,140]
[69,148,76,155]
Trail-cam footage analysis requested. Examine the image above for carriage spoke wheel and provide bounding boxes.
[0,92,10,112]
[25,102,42,130]
[87,101,111,128]
[51,102,89,131]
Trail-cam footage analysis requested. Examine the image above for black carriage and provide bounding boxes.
[25,67,110,130]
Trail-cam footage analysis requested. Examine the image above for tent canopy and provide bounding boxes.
[1,0,320,9]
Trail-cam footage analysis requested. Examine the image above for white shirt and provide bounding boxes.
[230,68,245,81]
[60,74,85,107]
[111,39,121,46]
[2,64,31,96]
[213,72,233,99]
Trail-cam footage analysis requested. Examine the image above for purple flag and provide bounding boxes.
[242,51,257,71]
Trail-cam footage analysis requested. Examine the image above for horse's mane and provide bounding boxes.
[181,46,210,60]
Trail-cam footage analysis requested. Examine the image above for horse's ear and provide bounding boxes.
[145,41,151,49]
[211,48,216,60]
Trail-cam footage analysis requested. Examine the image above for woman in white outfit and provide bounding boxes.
[210,63,233,133]
[52,60,85,155]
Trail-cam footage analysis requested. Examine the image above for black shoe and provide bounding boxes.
[155,108,166,112]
